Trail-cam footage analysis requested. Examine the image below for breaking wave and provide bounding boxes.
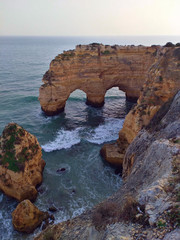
[42,128,82,152]
[86,118,124,144]
[42,118,124,152]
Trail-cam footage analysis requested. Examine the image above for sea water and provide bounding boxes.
[0,36,179,239]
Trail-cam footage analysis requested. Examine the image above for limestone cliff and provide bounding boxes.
[102,46,180,168]
[0,123,45,201]
[39,44,159,115]
[35,91,180,240]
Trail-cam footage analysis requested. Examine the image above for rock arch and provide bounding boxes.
[39,44,159,116]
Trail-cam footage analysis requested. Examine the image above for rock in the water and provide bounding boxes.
[49,206,57,212]
[39,44,159,115]
[100,133,128,166]
[100,143,124,166]
[56,167,66,173]
[0,123,45,201]
[12,200,47,233]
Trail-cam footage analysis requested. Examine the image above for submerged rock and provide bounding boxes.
[0,123,45,201]
[49,206,57,212]
[56,167,66,173]
[12,199,48,233]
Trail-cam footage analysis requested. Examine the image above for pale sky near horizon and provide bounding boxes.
[1,0,180,36]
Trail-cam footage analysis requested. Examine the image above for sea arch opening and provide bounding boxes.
[67,89,87,103]
[105,87,126,100]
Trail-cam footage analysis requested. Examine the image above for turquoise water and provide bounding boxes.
[0,36,179,239]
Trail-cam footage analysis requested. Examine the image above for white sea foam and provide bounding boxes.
[42,118,124,152]
[86,118,124,144]
[42,128,82,152]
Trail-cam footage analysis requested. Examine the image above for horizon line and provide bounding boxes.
[0,34,180,37]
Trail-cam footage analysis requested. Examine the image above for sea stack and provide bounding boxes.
[0,123,45,201]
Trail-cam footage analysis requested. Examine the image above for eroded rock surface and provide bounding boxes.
[12,200,47,233]
[39,44,159,115]
[0,123,45,201]
[102,46,180,167]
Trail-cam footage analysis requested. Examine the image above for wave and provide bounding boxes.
[42,128,82,152]
[42,118,124,152]
[86,118,124,144]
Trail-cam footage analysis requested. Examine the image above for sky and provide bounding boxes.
[0,0,180,36]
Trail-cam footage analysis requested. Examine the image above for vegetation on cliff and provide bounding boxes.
[0,123,38,172]
[0,123,45,201]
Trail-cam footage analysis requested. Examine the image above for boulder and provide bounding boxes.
[12,199,47,233]
[0,123,45,201]
[100,143,124,166]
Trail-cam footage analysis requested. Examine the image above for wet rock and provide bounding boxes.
[37,185,47,195]
[50,214,55,221]
[114,167,123,176]
[49,206,57,212]
[56,168,66,173]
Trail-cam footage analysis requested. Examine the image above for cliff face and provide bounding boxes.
[35,91,180,240]
[121,47,180,145]
[0,123,45,201]
[102,47,180,168]
[39,44,159,115]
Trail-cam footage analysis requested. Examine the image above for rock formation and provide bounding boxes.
[12,200,48,233]
[35,90,180,240]
[39,44,159,115]
[34,45,180,239]
[102,46,180,168]
[0,123,45,201]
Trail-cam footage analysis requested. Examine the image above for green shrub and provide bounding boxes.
[157,220,166,228]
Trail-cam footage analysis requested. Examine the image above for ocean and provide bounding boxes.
[0,36,179,239]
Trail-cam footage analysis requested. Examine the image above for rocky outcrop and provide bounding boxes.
[0,123,45,201]
[39,44,159,115]
[121,46,180,145]
[12,200,48,233]
[35,91,180,240]
[102,46,180,168]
